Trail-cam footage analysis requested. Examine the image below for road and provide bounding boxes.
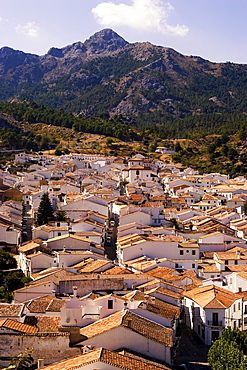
[174,325,211,370]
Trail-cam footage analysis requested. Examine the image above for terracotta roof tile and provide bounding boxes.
[147,287,181,299]
[184,285,239,309]
[78,260,110,273]
[24,316,60,332]
[40,347,170,370]
[80,310,173,347]
[101,266,133,275]
[27,296,64,313]
[0,303,24,317]
[0,318,38,333]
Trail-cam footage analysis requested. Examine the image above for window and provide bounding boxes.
[108,300,113,309]
[192,263,195,268]
[225,260,229,265]
[233,304,236,312]
[238,302,241,311]
[239,287,242,293]
[235,260,238,265]
[212,313,218,326]
[58,232,61,236]
[192,250,196,255]
[180,250,184,255]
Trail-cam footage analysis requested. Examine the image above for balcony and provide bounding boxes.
[207,320,223,327]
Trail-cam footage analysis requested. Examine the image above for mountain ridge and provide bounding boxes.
[0,28,247,123]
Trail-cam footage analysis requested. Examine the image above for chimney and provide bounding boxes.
[73,286,78,298]
[37,359,44,369]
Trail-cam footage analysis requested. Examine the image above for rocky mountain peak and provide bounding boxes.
[84,28,128,55]
[0,47,39,73]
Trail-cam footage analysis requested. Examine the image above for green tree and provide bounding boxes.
[56,210,67,221]
[3,348,33,370]
[0,250,17,270]
[106,137,114,147]
[208,327,247,370]
[175,142,182,152]
[221,327,247,354]
[148,142,157,152]
[4,271,30,292]
[35,193,54,226]
[208,339,246,370]
[170,218,180,230]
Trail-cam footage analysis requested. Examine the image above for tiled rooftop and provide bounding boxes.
[0,318,38,333]
[27,296,64,313]
[101,266,133,274]
[0,303,24,317]
[80,310,173,347]
[184,285,239,309]
[24,315,60,332]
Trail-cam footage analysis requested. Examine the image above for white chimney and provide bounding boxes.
[73,286,78,297]
[38,359,44,369]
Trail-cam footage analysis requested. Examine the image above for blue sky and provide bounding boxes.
[0,0,246,64]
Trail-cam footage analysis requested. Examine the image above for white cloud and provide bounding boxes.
[92,0,188,36]
[15,22,40,38]
[0,17,9,23]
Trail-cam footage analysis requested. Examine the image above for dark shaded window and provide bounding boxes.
[108,300,113,309]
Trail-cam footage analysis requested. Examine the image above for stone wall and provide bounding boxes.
[0,332,81,368]
[59,277,124,295]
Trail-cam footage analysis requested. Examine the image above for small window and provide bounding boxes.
[180,250,184,255]
[192,250,196,255]
[225,260,229,265]
[57,222,60,227]
[192,263,195,268]
[58,232,61,236]
[238,302,241,311]
[235,260,238,265]
[239,287,242,293]
[108,300,113,309]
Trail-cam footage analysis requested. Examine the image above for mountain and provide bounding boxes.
[1,28,247,129]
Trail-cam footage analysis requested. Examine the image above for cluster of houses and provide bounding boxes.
[1,151,247,368]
